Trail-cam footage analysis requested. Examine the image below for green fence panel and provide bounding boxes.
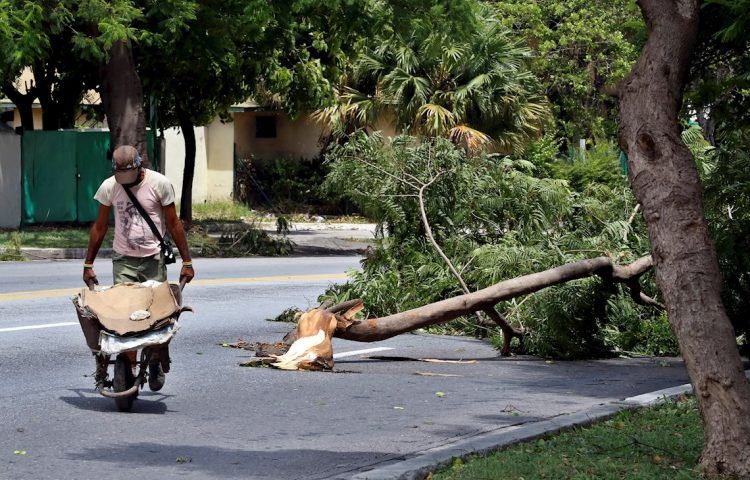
[147,131,157,172]
[22,130,157,224]
[76,131,112,223]
[22,131,78,224]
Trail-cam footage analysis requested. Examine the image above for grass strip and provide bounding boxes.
[433,396,704,480]
[0,228,113,249]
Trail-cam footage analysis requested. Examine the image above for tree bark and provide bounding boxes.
[618,1,750,476]
[176,104,195,224]
[100,40,151,168]
[333,256,655,342]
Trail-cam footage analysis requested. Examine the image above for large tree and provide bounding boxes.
[0,1,108,132]
[1,1,200,165]
[100,39,151,166]
[89,0,184,169]
[618,0,750,476]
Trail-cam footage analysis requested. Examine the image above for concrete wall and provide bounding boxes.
[163,127,209,205]
[234,111,324,161]
[205,118,235,201]
[0,131,22,228]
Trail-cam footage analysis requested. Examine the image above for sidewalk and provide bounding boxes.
[18,222,378,260]
[259,221,377,256]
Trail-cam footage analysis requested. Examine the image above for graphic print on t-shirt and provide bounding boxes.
[115,198,153,251]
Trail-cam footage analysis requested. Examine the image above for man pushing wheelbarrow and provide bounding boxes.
[74,145,194,410]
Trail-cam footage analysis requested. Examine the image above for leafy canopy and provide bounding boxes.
[494,0,644,141]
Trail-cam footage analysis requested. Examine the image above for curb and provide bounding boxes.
[21,247,114,260]
[8,223,379,261]
[349,369,750,480]
[19,244,370,260]
[288,245,372,256]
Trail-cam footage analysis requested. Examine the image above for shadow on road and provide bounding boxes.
[65,442,398,479]
[60,388,170,414]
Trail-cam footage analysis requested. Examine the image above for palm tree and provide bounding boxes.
[315,7,549,152]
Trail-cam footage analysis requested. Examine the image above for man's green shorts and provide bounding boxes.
[112,252,167,284]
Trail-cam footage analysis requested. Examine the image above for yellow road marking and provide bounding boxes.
[0,272,349,302]
[0,287,80,302]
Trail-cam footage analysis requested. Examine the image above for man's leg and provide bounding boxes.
[112,252,142,284]
[148,344,168,391]
[139,253,168,391]
[112,254,160,371]
[139,252,167,283]
[93,353,111,388]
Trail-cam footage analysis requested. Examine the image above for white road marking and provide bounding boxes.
[333,347,393,359]
[0,322,79,333]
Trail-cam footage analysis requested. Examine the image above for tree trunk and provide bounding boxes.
[100,40,150,168]
[618,1,750,476]
[35,61,85,131]
[176,104,195,224]
[33,61,60,131]
[2,84,35,131]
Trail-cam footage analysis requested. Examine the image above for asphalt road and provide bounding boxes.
[0,257,691,480]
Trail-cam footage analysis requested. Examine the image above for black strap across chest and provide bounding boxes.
[123,185,168,245]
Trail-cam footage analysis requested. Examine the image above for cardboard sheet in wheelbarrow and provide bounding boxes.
[82,282,180,335]
[73,282,183,351]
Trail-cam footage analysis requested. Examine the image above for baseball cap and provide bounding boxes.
[112,145,142,184]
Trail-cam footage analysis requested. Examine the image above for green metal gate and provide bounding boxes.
[21,130,155,224]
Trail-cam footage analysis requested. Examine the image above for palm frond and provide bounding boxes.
[416,103,455,137]
[449,124,492,152]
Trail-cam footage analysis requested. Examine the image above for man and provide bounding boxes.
[83,145,194,391]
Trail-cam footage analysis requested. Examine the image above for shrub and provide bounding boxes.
[234,155,348,215]
[316,133,668,358]
[699,128,750,351]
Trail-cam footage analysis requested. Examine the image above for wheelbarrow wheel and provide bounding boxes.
[113,354,136,412]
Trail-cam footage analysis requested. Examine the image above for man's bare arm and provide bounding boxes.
[164,203,194,284]
[83,204,111,288]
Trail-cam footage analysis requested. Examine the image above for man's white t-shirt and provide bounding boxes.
[94,169,176,257]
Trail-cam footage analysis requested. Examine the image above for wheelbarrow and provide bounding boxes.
[72,279,192,411]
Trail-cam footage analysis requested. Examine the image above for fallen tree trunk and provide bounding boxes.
[332,255,656,342]
[237,255,659,368]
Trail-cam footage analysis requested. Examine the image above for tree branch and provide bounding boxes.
[332,255,655,343]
